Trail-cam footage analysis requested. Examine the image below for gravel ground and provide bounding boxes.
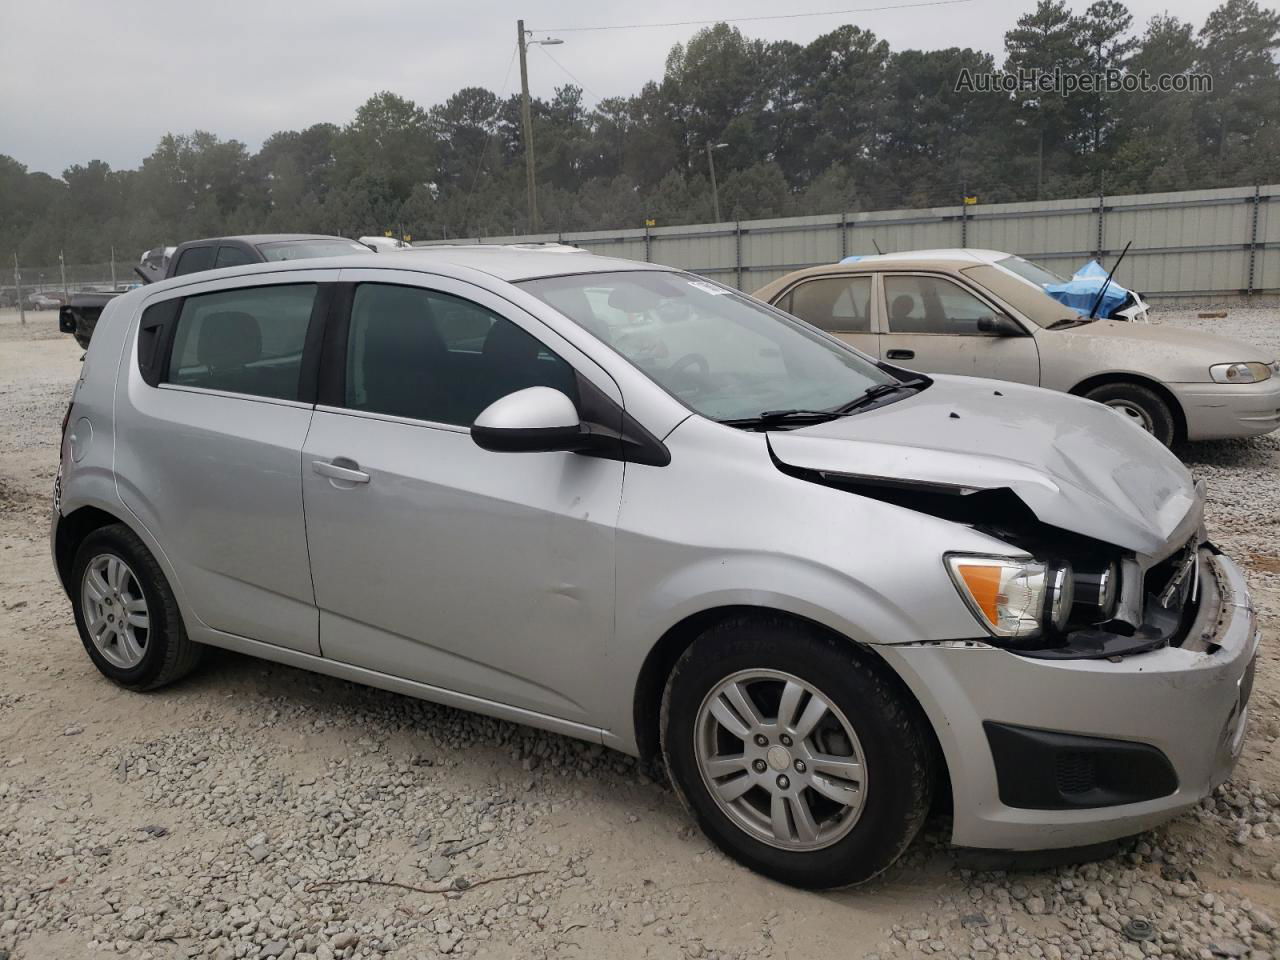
[0,305,1278,960]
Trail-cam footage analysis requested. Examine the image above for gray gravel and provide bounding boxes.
[0,305,1277,960]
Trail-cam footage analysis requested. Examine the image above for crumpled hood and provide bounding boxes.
[768,376,1199,556]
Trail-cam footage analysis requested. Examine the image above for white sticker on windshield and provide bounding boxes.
[687,279,732,295]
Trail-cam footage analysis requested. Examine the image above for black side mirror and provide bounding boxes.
[977,315,1024,336]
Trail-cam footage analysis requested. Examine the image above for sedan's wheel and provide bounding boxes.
[662,616,933,889]
[71,523,202,690]
[1084,382,1176,447]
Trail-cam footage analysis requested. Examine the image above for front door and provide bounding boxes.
[774,274,879,360]
[877,272,1040,384]
[301,272,623,725]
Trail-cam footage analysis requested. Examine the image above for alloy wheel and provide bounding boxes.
[694,669,868,851]
[81,554,150,669]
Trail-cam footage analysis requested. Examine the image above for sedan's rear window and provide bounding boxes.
[257,239,373,261]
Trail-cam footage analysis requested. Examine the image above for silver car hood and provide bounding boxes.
[768,376,1200,556]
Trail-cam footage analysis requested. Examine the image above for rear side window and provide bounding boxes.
[166,284,317,400]
[344,283,577,427]
[787,276,873,333]
[214,245,256,269]
[172,246,217,276]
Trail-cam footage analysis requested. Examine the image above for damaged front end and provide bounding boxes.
[770,447,1210,661]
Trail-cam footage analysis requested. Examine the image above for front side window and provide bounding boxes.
[214,245,256,269]
[786,276,873,333]
[172,246,216,276]
[344,283,577,427]
[882,275,1002,335]
[166,284,317,400]
[520,271,895,422]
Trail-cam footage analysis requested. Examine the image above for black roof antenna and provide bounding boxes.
[871,238,884,255]
[1088,240,1132,319]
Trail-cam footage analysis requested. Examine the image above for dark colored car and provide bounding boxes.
[60,234,371,348]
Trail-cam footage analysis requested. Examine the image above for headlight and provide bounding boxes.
[945,554,1073,642]
[1072,560,1118,621]
[1210,361,1272,384]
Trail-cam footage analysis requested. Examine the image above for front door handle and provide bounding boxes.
[886,349,915,360]
[312,458,370,484]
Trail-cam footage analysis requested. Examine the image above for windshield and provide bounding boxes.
[996,255,1067,287]
[257,239,373,261]
[519,271,896,422]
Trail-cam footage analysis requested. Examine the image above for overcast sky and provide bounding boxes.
[1,0,1225,176]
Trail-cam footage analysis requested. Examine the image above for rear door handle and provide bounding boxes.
[312,458,370,484]
[886,349,915,360]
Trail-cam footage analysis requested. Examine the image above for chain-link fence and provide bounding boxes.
[2,259,133,311]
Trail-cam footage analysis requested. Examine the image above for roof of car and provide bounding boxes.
[844,249,1009,265]
[180,234,358,247]
[144,244,670,292]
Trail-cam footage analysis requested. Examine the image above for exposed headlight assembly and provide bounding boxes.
[945,554,1074,643]
[1210,361,1272,384]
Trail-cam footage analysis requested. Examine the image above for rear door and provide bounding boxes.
[116,270,335,654]
[300,269,623,724]
[772,274,879,359]
[877,272,1040,384]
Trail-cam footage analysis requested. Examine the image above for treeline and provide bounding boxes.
[4,0,1280,266]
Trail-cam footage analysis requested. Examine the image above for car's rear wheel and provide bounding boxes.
[1084,382,1176,446]
[71,524,202,690]
[661,616,933,889]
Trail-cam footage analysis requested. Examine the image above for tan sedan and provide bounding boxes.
[754,251,1280,446]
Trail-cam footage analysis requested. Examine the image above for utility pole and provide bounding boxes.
[59,249,68,300]
[517,21,564,235]
[13,253,25,325]
[706,141,728,223]
[110,246,117,289]
[518,19,538,234]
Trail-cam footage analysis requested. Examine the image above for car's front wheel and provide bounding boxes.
[1084,381,1177,446]
[661,616,933,889]
[71,524,202,690]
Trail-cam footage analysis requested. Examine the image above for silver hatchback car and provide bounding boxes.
[53,248,1259,889]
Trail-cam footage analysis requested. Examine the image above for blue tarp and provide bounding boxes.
[1043,260,1132,318]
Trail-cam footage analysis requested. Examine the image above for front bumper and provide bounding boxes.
[878,549,1259,851]
[1170,377,1280,440]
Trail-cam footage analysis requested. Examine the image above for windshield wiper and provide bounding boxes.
[835,378,928,413]
[721,408,847,430]
[722,379,927,430]
[1047,315,1094,329]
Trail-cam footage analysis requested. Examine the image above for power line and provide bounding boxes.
[532,0,979,34]
[535,43,602,103]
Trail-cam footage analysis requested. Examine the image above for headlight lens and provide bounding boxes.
[946,556,1036,640]
[1210,361,1272,384]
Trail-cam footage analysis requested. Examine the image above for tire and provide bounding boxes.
[661,616,933,889]
[71,524,202,691]
[1084,382,1176,447]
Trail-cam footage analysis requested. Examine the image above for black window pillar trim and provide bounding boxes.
[315,281,355,408]
[298,282,338,405]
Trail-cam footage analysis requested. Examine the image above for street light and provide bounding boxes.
[706,142,729,223]
[517,20,564,234]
